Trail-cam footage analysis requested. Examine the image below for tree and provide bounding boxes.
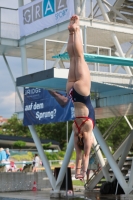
[96,116,132,151]
[42,142,52,149]
[35,121,73,149]
[2,114,31,137]
[13,140,26,149]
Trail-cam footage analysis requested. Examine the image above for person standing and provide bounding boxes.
[0,148,6,163]
[32,154,40,172]
[5,148,10,161]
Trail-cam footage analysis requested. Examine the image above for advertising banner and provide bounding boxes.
[19,0,75,37]
[23,87,75,126]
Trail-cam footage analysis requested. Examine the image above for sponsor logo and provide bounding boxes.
[24,88,43,99]
[23,0,68,24]
[23,2,42,24]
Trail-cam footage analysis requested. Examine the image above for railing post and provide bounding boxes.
[0,7,1,43]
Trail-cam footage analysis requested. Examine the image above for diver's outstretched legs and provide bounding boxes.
[70,15,91,96]
[66,16,76,95]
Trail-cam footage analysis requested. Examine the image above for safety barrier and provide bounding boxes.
[0,171,51,192]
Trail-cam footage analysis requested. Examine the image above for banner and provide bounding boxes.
[19,0,75,37]
[23,87,75,125]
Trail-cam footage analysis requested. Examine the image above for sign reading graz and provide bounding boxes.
[23,0,67,24]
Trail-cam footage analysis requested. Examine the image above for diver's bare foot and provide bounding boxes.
[68,15,80,34]
[74,15,80,26]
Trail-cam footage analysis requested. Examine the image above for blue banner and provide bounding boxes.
[23,87,75,125]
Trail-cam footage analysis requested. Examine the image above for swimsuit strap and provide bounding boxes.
[76,116,94,129]
[74,117,89,133]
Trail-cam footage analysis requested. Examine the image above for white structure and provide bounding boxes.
[1,0,133,196]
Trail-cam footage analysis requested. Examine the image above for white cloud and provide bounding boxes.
[0,92,15,118]
[0,55,44,118]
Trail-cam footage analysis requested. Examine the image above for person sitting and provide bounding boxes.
[66,15,95,181]
[8,161,18,172]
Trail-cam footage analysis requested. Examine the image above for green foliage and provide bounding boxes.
[2,114,133,153]
[96,116,132,151]
[58,151,65,159]
[11,154,33,161]
[42,142,52,149]
[35,121,73,149]
[71,151,76,160]
[2,114,31,137]
[72,180,84,186]
[45,152,59,160]
[13,140,26,149]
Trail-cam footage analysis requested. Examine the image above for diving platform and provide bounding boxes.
[16,68,133,119]
[53,52,133,66]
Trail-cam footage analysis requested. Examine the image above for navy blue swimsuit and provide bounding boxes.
[69,87,95,129]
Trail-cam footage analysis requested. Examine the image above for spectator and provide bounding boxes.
[0,148,6,163]
[8,161,18,172]
[0,149,1,162]
[5,148,10,161]
[32,154,40,172]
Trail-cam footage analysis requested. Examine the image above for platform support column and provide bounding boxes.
[112,130,133,181]
[21,46,28,75]
[93,135,111,181]
[18,0,24,7]
[55,131,74,190]
[20,45,56,190]
[80,0,86,17]
[75,0,85,17]
[97,0,132,75]
[44,39,46,70]
[83,26,87,53]
[126,44,133,58]
[128,158,133,193]
[88,133,132,189]
[0,8,1,42]
[3,55,23,105]
[52,41,67,68]
[93,125,128,194]
[29,125,56,190]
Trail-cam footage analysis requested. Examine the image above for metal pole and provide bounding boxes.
[90,0,93,18]
[80,0,86,17]
[93,135,111,181]
[20,41,56,190]
[44,39,46,70]
[66,121,68,196]
[111,130,133,181]
[97,0,132,75]
[18,0,24,7]
[108,48,112,72]
[29,125,56,189]
[93,125,128,194]
[75,0,81,15]
[21,46,28,75]
[55,131,74,190]
[124,116,133,130]
[128,157,133,191]
[97,47,99,71]
[3,55,23,105]
[83,26,87,53]
[126,44,133,58]
[88,133,132,189]
[0,8,1,43]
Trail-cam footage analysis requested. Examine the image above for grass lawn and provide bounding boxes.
[72,180,84,186]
